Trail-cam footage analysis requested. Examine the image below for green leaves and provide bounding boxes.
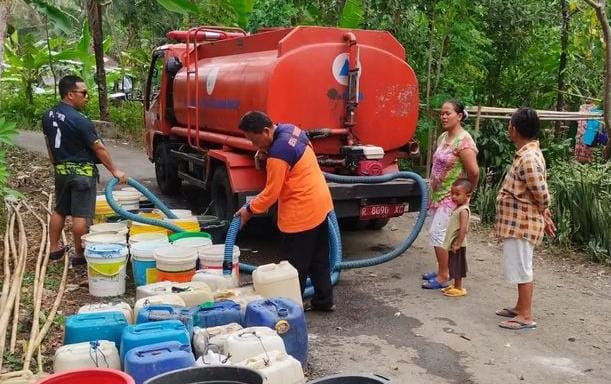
[339,0,364,29]
[155,0,199,15]
[224,0,256,28]
[0,117,17,146]
[24,0,75,34]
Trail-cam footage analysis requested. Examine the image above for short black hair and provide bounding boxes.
[452,178,473,193]
[510,107,540,139]
[59,75,84,98]
[444,99,467,121]
[238,111,273,134]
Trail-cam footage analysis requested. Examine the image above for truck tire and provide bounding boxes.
[340,217,370,231]
[369,218,390,230]
[211,166,237,222]
[154,141,181,195]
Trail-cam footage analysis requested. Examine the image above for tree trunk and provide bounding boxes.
[586,0,611,159]
[0,1,10,80]
[87,0,109,121]
[555,0,569,135]
[425,1,436,178]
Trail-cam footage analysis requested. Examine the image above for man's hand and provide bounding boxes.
[543,208,556,237]
[234,206,253,229]
[113,169,128,184]
[451,241,461,253]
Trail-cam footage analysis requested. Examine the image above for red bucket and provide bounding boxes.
[37,368,134,384]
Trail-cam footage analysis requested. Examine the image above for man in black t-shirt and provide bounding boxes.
[42,75,128,265]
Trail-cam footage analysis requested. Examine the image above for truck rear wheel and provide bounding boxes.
[154,141,181,195]
[211,166,237,222]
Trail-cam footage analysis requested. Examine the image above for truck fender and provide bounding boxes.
[207,150,266,194]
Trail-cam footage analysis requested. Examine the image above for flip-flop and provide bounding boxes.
[70,256,87,266]
[421,278,449,289]
[495,308,518,318]
[443,287,467,297]
[498,319,537,330]
[422,271,437,280]
[441,284,454,293]
[49,245,67,260]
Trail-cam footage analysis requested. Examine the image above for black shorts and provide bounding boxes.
[449,247,468,279]
[54,173,96,218]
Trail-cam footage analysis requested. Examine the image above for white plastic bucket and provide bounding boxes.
[113,190,141,210]
[173,237,213,252]
[89,222,128,235]
[84,244,128,297]
[81,231,127,249]
[129,232,168,245]
[154,209,193,219]
[154,245,198,282]
[197,245,240,286]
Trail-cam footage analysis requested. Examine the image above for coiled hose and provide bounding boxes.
[105,172,428,298]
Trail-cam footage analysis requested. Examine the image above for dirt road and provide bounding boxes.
[16,131,611,383]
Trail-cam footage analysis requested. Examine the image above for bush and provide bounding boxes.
[548,160,611,263]
[108,101,145,142]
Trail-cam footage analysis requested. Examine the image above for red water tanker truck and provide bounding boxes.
[143,26,422,228]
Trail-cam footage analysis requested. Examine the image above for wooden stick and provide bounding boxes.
[0,221,11,312]
[10,204,28,353]
[23,208,69,370]
[21,200,48,372]
[0,205,24,372]
[475,105,482,133]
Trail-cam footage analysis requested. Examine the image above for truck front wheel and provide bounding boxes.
[154,141,181,196]
[211,166,237,222]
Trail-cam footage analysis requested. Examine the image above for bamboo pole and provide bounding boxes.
[475,105,482,133]
[0,222,11,312]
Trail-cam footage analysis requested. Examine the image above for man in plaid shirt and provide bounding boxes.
[495,108,556,330]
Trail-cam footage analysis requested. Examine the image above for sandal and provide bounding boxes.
[49,245,68,260]
[495,308,518,318]
[70,256,87,267]
[498,319,537,330]
[443,287,467,297]
[422,271,437,280]
[421,278,449,289]
[441,284,454,293]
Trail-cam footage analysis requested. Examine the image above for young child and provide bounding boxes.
[441,178,473,297]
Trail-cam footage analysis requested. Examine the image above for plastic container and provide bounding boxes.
[133,294,186,319]
[197,244,240,286]
[164,217,200,234]
[212,288,264,319]
[130,239,171,287]
[224,327,286,364]
[38,368,135,384]
[64,312,128,347]
[129,232,169,245]
[173,237,213,256]
[120,320,191,365]
[129,219,167,237]
[81,232,127,248]
[125,341,195,384]
[154,245,198,282]
[192,270,238,291]
[244,298,308,366]
[136,281,213,306]
[142,367,263,384]
[136,304,197,335]
[194,350,230,367]
[252,261,302,307]
[307,375,391,383]
[78,302,134,324]
[193,300,241,328]
[153,209,194,219]
[90,222,129,235]
[53,340,121,372]
[235,350,305,384]
[85,243,129,297]
[114,191,141,210]
[192,323,243,356]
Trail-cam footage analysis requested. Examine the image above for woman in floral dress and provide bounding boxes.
[423,100,479,289]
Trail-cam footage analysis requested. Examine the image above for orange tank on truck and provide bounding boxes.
[143,26,422,228]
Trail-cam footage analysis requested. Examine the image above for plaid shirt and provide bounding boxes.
[496,141,550,245]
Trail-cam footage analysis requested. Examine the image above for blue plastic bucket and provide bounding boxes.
[130,239,169,286]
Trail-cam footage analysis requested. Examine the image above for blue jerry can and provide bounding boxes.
[124,341,195,384]
[193,300,241,328]
[120,319,190,365]
[64,311,128,348]
[243,297,308,366]
[136,304,196,336]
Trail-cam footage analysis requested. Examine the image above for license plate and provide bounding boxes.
[359,204,406,219]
